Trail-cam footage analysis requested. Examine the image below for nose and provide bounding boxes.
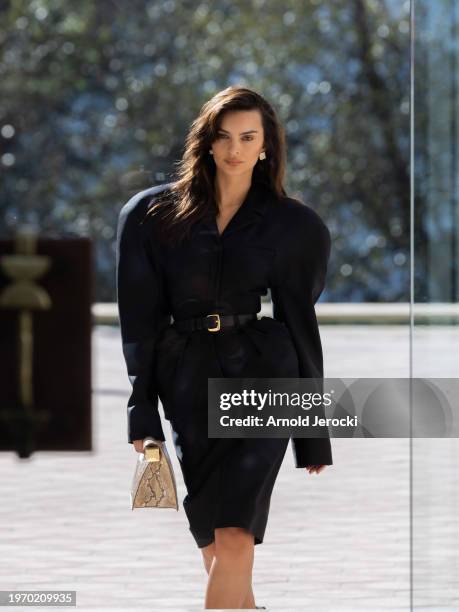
[227,141,240,156]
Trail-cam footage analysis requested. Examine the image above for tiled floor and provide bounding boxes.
[0,322,457,611]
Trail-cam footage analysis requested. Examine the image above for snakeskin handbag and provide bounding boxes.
[130,437,179,511]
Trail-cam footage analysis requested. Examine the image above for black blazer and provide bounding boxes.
[116,179,333,467]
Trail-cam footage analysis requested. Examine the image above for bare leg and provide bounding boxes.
[201,542,256,608]
[201,541,216,575]
[241,584,256,609]
[203,527,255,609]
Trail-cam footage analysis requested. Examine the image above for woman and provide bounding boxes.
[116,85,333,610]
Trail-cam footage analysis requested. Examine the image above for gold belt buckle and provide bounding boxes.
[206,313,221,332]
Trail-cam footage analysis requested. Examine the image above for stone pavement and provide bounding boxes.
[0,324,457,611]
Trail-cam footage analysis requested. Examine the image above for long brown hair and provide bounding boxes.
[147,85,288,246]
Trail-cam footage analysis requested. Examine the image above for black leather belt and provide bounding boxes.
[173,313,257,333]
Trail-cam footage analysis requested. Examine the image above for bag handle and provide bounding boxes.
[143,436,163,450]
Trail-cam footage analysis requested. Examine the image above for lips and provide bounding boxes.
[226,160,242,165]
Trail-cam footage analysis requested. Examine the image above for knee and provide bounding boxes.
[214,527,254,563]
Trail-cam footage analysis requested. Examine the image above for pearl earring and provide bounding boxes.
[209,149,213,155]
[259,151,266,160]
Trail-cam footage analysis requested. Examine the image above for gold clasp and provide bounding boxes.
[206,313,221,332]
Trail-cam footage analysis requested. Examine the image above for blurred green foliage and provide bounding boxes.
[0,0,409,301]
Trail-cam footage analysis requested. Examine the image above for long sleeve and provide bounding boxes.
[116,193,171,444]
[270,204,333,468]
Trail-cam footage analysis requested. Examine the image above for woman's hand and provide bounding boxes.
[305,465,327,474]
[133,438,163,453]
[133,439,145,453]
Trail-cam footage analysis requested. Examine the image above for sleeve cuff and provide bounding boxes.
[291,436,333,468]
[127,402,166,444]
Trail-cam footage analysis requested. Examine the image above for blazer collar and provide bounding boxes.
[199,180,276,238]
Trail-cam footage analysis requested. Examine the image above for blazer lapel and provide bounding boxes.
[199,180,276,239]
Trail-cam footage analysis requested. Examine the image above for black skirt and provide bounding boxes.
[157,320,298,548]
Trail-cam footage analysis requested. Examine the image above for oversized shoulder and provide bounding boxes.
[117,182,174,228]
[270,196,332,285]
[272,195,331,244]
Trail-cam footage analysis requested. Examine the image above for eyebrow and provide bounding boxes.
[218,128,259,135]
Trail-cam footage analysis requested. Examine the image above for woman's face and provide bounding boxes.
[210,109,265,177]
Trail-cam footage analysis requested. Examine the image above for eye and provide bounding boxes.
[216,133,254,141]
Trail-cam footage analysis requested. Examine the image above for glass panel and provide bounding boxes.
[413,0,459,608]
